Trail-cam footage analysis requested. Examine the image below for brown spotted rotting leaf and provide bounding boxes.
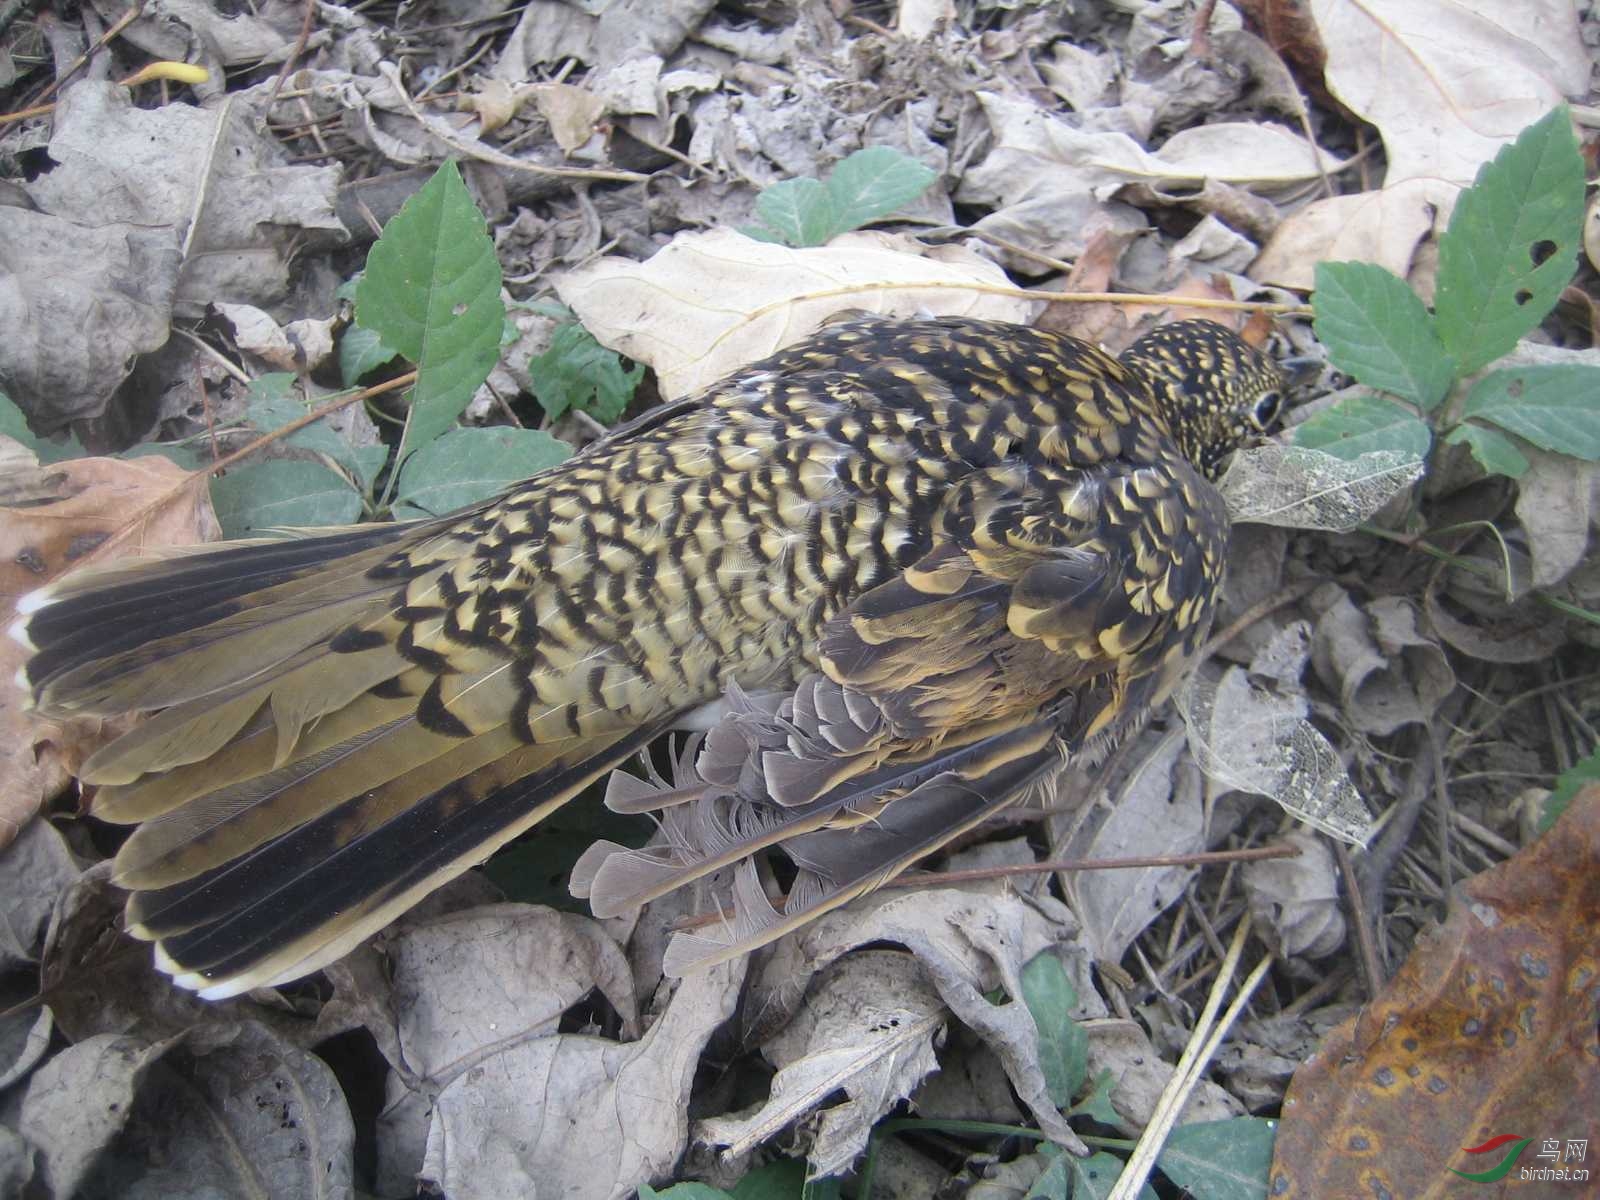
[0,454,218,845]
[1270,785,1600,1199]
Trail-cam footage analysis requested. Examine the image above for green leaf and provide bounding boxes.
[357,160,505,461]
[1312,262,1454,410]
[247,372,298,404]
[529,323,645,424]
[1293,393,1433,461]
[120,442,203,470]
[1443,422,1530,478]
[750,177,840,248]
[730,1158,807,1199]
[1458,364,1600,460]
[1540,745,1600,832]
[1065,1151,1156,1200]
[1021,953,1087,1107]
[824,147,936,236]
[639,1185,734,1200]
[1156,1116,1276,1200]
[393,425,571,519]
[1021,1143,1071,1200]
[0,390,86,463]
[210,460,362,537]
[1434,107,1585,374]
[245,392,384,488]
[339,324,401,386]
[1065,1069,1120,1125]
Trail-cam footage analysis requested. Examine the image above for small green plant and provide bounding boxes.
[216,161,571,535]
[529,319,645,424]
[743,146,936,248]
[1297,107,1597,480]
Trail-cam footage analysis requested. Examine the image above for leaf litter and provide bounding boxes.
[1,1,1598,1197]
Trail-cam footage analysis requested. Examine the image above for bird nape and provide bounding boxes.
[13,314,1288,998]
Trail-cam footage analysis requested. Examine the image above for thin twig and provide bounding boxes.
[1333,838,1383,998]
[886,842,1301,888]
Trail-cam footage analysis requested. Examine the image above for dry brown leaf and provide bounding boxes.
[1258,1,1588,285]
[1270,784,1600,1198]
[1033,227,1139,347]
[557,229,1036,399]
[1,454,217,847]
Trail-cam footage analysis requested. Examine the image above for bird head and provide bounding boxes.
[1118,320,1294,480]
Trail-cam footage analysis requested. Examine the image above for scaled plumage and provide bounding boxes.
[14,315,1287,997]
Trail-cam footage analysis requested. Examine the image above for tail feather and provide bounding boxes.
[129,721,667,998]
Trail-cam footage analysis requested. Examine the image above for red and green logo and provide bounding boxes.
[1450,1135,1533,1183]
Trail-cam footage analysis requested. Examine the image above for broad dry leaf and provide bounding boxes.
[420,959,744,1200]
[1311,592,1455,736]
[19,1022,354,1199]
[556,228,1037,398]
[1218,444,1424,533]
[1512,448,1596,590]
[753,888,1086,1154]
[1270,784,1600,1199]
[1180,667,1372,845]
[1257,1,1588,285]
[959,91,1341,213]
[699,951,944,1177]
[384,902,638,1081]
[1241,830,1344,959]
[1,455,217,847]
[1055,728,1203,965]
[1312,0,1586,192]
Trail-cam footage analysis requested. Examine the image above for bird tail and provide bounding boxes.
[12,521,664,999]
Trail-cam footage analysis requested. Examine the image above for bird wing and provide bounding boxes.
[579,457,1228,972]
[13,387,822,998]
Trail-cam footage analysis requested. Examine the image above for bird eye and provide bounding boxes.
[1249,390,1283,431]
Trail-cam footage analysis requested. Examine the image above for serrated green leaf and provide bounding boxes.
[339,324,401,386]
[1021,1143,1070,1200]
[1443,422,1530,478]
[1541,746,1600,831]
[1293,394,1433,461]
[529,323,644,424]
[247,372,298,404]
[1458,364,1600,460]
[356,160,505,461]
[1,390,86,463]
[245,393,383,487]
[1434,108,1585,374]
[1021,954,1087,1107]
[393,425,571,519]
[1156,1117,1276,1200]
[751,177,840,248]
[1312,262,1454,409]
[210,460,362,536]
[825,147,936,235]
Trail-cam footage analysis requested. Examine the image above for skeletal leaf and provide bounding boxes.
[1219,443,1424,532]
[1179,668,1372,845]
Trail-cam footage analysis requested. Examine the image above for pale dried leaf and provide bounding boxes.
[1311,0,1587,191]
[1180,667,1373,845]
[556,228,1037,398]
[0,1006,53,1091]
[385,902,638,1081]
[19,1033,149,1197]
[0,817,80,973]
[1241,830,1345,959]
[420,959,744,1200]
[1251,179,1443,290]
[1513,448,1596,589]
[1057,728,1202,965]
[959,91,1341,212]
[0,207,179,429]
[1084,1020,1244,1133]
[213,303,336,374]
[1218,444,1424,533]
[1311,592,1455,735]
[753,889,1086,1154]
[699,952,943,1177]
